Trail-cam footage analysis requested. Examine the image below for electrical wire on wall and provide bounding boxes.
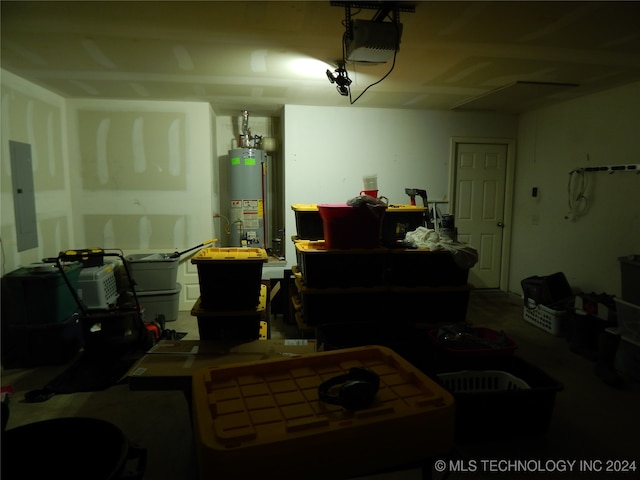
[565,168,590,221]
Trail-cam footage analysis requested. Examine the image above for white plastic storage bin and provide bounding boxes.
[125,253,179,291]
[136,283,181,323]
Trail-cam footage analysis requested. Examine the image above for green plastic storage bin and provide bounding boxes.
[1,262,82,325]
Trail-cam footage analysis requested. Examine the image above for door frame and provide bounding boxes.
[448,136,516,291]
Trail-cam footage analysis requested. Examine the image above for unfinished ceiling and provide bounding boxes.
[2,1,640,116]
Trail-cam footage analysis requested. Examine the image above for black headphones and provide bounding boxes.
[317,367,380,410]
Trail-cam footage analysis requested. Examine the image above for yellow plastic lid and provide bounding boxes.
[294,241,388,254]
[386,204,427,212]
[191,247,268,263]
[291,204,319,211]
[192,345,455,478]
[294,241,328,253]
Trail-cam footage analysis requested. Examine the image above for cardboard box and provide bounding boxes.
[127,339,317,392]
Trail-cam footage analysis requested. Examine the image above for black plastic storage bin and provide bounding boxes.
[0,312,83,368]
[435,355,563,441]
[294,242,388,288]
[191,285,267,341]
[294,278,389,326]
[195,314,263,342]
[291,204,324,240]
[387,249,469,287]
[191,248,267,311]
[568,310,617,361]
[380,205,427,246]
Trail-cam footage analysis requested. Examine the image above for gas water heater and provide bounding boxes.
[228,111,269,248]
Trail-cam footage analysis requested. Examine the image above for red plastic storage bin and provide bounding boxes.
[427,325,517,372]
[317,203,386,249]
[428,326,517,356]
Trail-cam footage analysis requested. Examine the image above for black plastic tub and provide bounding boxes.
[435,355,564,442]
[1,417,146,479]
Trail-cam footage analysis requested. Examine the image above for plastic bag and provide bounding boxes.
[346,195,387,207]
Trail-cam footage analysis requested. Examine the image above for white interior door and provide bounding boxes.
[452,142,510,289]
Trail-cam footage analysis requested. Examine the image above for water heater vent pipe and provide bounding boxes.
[241,110,251,148]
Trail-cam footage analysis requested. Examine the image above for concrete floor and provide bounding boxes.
[2,289,639,479]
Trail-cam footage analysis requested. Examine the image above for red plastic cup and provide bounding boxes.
[360,189,378,198]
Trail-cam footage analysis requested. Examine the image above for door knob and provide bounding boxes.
[497,221,505,228]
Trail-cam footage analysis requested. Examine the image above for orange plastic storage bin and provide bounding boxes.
[192,345,454,480]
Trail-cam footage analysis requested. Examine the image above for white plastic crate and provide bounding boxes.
[523,300,567,336]
[438,370,531,392]
[77,263,119,309]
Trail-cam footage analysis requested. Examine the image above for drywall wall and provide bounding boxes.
[511,81,640,297]
[282,104,518,264]
[1,73,281,311]
[65,98,217,310]
[0,70,73,274]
